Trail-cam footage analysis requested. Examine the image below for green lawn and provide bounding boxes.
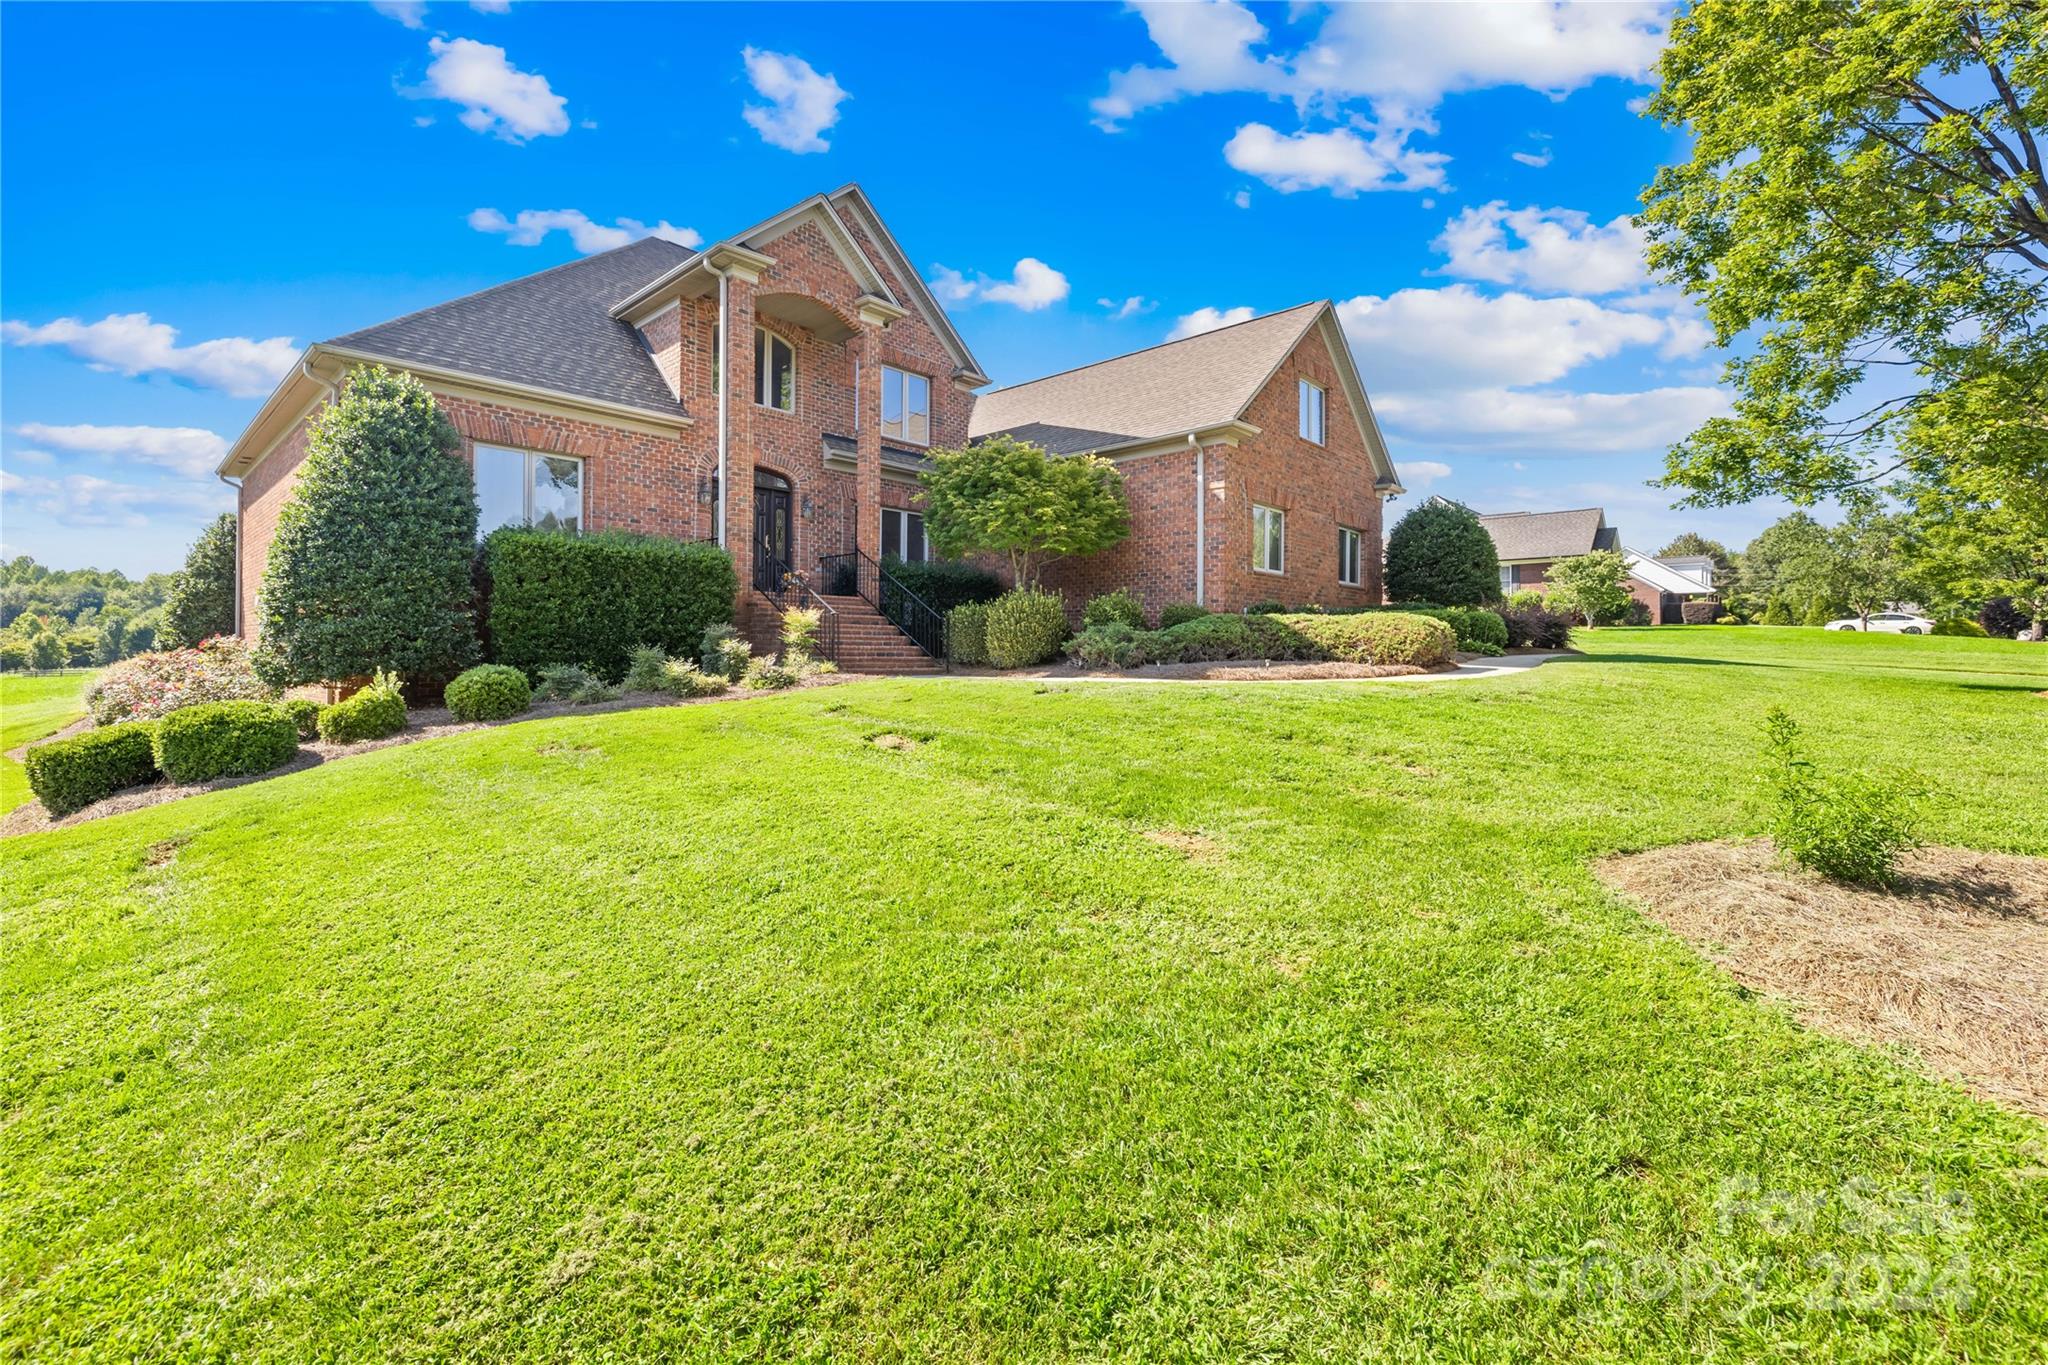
[4,628,2045,1360]
[0,671,94,814]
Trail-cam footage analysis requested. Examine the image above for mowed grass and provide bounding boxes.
[0,672,93,814]
[4,628,2045,1361]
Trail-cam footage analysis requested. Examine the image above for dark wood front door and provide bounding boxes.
[754,486,793,591]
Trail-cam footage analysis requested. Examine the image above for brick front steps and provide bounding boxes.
[750,591,943,674]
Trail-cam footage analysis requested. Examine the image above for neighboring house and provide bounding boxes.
[1469,503,1713,623]
[217,184,1403,667]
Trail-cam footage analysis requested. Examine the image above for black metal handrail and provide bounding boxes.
[816,550,949,669]
[759,556,839,663]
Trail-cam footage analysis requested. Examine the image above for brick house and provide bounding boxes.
[217,185,1403,668]
[1471,503,1715,623]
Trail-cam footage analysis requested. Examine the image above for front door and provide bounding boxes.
[754,485,793,591]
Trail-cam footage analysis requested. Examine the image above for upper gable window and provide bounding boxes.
[880,366,931,445]
[755,327,794,411]
[1298,379,1326,445]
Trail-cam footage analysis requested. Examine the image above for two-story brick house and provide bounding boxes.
[216,184,1403,668]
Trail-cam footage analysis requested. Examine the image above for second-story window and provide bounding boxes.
[1298,379,1325,445]
[880,365,930,444]
[755,327,794,411]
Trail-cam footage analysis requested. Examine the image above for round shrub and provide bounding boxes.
[153,701,299,785]
[1278,612,1457,668]
[1435,607,1509,654]
[1931,617,1989,637]
[1082,588,1145,630]
[1681,599,1725,625]
[983,588,1069,669]
[1503,602,1574,649]
[317,676,407,743]
[445,664,532,721]
[280,698,323,740]
[947,602,991,666]
[1158,603,1209,629]
[23,721,160,817]
[1065,622,1159,669]
[1384,499,1501,606]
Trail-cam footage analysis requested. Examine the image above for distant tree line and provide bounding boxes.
[1,513,241,671]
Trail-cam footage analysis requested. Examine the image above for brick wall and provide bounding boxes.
[235,412,317,640]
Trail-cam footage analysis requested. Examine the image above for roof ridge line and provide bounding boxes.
[328,237,685,345]
[982,300,1323,397]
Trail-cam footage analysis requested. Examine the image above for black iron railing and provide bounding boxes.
[758,556,839,663]
[816,550,949,668]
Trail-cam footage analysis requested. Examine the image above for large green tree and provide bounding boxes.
[919,434,1128,586]
[1823,496,1915,629]
[159,512,238,648]
[1901,468,2048,633]
[1545,550,1634,627]
[1736,512,1838,618]
[1642,0,2048,516]
[256,367,479,685]
[1384,498,1501,605]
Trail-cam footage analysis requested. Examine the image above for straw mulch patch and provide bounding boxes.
[1597,838,2048,1119]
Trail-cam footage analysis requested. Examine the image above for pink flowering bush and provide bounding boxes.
[86,636,276,726]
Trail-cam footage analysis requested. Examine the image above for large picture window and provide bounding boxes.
[881,507,929,563]
[1298,379,1325,445]
[476,446,583,535]
[880,365,931,444]
[755,327,795,411]
[1337,526,1362,586]
[1252,503,1285,575]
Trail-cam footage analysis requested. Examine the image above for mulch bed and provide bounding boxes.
[953,659,1439,681]
[1597,838,2048,1120]
[1,673,862,838]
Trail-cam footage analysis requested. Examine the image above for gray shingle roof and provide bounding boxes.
[1476,507,1613,560]
[327,236,692,418]
[968,303,1324,446]
[981,421,1140,456]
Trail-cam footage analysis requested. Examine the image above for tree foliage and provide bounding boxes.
[1383,499,1501,605]
[256,367,479,685]
[161,513,238,649]
[1642,0,2048,515]
[1545,550,1634,627]
[1900,468,2048,633]
[1656,532,1736,588]
[919,435,1129,585]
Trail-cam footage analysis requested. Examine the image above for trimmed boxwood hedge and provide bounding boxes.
[24,722,161,817]
[1279,612,1457,667]
[153,701,300,785]
[480,529,737,682]
[444,664,532,722]
[983,589,1069,668]
[317,685,406,743]
[1681,599,1724,625]
[947,601,991,666]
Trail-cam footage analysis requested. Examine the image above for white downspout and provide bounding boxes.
[1191,433,1205,608]
[716,270,730,549]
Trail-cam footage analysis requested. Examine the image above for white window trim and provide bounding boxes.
[1298,378,1326,446]
[879,364,932,447]
[1252,503,1286,576]
[1337,525,1362,586]
[880,506,929,562]
[475,444,585,536]
[755,325,795,413]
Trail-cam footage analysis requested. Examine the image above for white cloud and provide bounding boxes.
[1167,306,1256,340]
[927,258,1070,311]
[1627,94,1653,115]
[1098,296,1154,321]
[1232,189,1252,209]
[2,313,298,399]
[13,423,228,479]
[1433,202,1650,296]
[1337,285,1665,391]
[1402,459,1453,487]
[468,207,700,253]
[471,0,511,11]
[1373,385,1729,453]
[418,37,568,142]
[1095,1,1665,185]
[1511,149,1552,167]
[740,48,848,154]
[1,470,232,529]
[1224,122,1447,196]
[373,0,426,27]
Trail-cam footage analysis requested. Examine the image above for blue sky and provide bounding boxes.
[2,0,1790,577]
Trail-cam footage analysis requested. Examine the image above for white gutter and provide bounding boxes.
[716,269,730,548]
[1191,433,1205,608]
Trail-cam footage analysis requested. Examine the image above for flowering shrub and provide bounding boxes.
[86,636,275,726]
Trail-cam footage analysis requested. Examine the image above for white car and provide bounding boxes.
[1827,611,1936,634]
